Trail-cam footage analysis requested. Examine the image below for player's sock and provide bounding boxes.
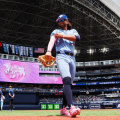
[63,77,72,108]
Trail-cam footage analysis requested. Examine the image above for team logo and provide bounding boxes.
[59,15,63,18]
[117,104,120,108]
[71,42,75,46]
[3,63,25,79]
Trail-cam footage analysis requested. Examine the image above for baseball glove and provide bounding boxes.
[38,55,55,67]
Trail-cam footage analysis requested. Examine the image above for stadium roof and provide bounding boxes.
[0,0,120,62]
[100,0,120,17]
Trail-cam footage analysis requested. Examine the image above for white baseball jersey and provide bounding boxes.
[50,29,80,54]
[50,28,80,83]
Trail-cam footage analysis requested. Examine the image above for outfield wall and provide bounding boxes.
[2,102,120,110]
[2,91,120,110]
[39,103,120,110]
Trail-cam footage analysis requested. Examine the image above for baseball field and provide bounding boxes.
[0,109,120,120]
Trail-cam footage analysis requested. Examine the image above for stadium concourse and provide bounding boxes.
[0,0,120,119]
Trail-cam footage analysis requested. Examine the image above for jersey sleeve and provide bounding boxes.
[72,29,80,41]
[72,29,80,36]
[50,29,58,37]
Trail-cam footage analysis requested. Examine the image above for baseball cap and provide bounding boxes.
[56,14,68,22]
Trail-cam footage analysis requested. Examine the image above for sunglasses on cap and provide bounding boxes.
[58,19,66,23]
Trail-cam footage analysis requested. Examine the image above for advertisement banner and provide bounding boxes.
[0,59,39,83]
[0,59,63,84]
[48,104,53,110]
[41,104,47,110]
[89,104,101,109]
[54,104,60,110]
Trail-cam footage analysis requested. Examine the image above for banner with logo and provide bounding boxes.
[11,45,15,54]
[1,42,34,57]
[18,46,20,56]
[20,46,24,56]
[26,47,29,57]
[41,104,47,110]
[54,104,60,110]
[6,44,9,54]
[29,47,33,57]
[117,104,120,109]
[47,104,53,110]
[23,47,26,56]
[89,104,101,109]
[15,45,18,54]
[2,43,7,53]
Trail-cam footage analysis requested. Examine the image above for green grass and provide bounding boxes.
[0,110,120,116]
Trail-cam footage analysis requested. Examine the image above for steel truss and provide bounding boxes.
[0,0,120,61]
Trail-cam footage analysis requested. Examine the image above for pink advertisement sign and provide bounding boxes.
[0,59,63,84]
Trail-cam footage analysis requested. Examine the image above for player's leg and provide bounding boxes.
[9,99,13,111]
[1,101,3,110]
[69,57,76,84]
[56,57,72,107]
[62,92,67,108]
[0,101,1,111]
[9,99,11,110]
[11,99,13,111]
[63,77,72,108]
[56,56,71,116]
[69,57,81,117]
[56,56,71,79]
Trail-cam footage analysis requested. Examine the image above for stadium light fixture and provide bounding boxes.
[87,49,94,55]
[101,47,109,53]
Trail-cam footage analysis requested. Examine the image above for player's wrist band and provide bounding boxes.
[75,35,80,41]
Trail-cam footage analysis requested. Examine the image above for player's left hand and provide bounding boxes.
[54,33,63,38]
[38,55,55,67]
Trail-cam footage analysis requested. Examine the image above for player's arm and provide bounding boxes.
[54,33,80,42]
[45,35,57,56]
[12,93,15,98]
[9,92,12,98]
[1,94,3,100]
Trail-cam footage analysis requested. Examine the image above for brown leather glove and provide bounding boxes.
[38,55,55,67]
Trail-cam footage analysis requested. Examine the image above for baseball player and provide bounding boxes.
[1,95,5,111]
[45,14,81,117]
[0,86,3,111]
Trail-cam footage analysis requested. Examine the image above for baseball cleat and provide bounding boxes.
[60,107,71,116]
[69,105,81,117]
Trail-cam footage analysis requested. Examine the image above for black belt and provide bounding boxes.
[57,51,74,56]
